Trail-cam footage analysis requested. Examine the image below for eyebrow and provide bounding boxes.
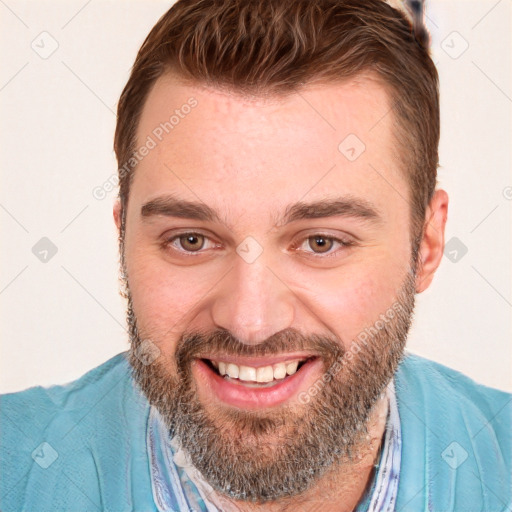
[140,194,382,227]
[141,195,222,223]
[280,197,381,226]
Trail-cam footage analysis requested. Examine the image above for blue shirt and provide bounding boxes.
[1,352,511,511]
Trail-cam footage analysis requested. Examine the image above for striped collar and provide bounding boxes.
[148,379,401,512]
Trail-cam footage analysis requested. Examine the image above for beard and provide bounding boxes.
[126,263,417,503]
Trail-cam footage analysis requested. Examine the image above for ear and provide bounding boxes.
[113,200,122,233]
[415,189,449,293]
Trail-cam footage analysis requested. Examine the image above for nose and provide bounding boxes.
[210,252,295,346]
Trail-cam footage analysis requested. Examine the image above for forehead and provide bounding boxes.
[131,72,408,229]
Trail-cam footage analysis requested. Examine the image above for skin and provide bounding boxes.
[114,72,448,510]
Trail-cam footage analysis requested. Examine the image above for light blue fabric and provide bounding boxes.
[1,351,511,511]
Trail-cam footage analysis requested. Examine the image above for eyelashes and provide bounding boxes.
[162,231,356,259]
[164,232,216,254]
[291,234,355,258]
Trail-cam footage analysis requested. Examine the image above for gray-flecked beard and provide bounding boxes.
[126,266,417,503]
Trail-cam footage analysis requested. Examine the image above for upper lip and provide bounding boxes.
[196,353,316,368]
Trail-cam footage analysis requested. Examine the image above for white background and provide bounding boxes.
[1,0,511,393]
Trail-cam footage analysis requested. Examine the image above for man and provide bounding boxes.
[1,0,510,510]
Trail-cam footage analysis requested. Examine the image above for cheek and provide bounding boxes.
[342,277,398,342]
[295,265,404,350]
[125,251,184,334]
[125,249,220,345]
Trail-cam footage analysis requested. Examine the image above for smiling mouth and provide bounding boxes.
[202,357,314,388]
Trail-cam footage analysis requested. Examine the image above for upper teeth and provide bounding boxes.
[213,360,301,382]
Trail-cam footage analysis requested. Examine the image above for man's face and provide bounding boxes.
[119,73,418,501]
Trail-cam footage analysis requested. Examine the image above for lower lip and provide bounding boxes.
[193,357,323,409]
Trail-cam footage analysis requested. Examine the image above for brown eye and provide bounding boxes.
[308,235,334,253]
[179,233,205,252]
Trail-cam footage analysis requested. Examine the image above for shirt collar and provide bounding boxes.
[148,379,401,512]
[356,379,402,512]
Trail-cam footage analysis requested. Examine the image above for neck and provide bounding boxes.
[205,393,390,512]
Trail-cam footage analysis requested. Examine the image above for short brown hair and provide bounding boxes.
[114,0,439,244]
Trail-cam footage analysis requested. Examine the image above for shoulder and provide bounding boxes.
[396,352,511,421]
[0,352,151,511]
[0,352,134,426]
[394,352,511,510]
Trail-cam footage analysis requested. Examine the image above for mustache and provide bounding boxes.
[174,327,346,370]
